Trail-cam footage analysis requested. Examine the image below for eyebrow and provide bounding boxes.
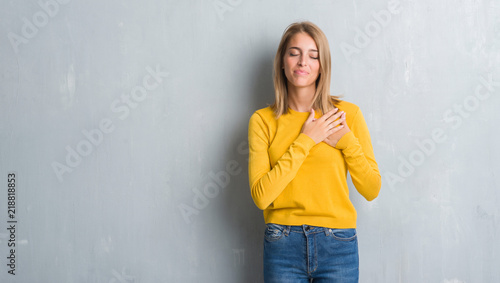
[289,47,318,52]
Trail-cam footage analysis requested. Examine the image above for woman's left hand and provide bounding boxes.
[323,112,351,147]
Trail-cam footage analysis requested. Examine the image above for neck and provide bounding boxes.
[287,84,316,112]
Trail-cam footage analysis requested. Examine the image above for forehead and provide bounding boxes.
[287,32,318,50]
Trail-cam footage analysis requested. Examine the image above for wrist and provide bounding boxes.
[334,131,354,149]
[301,130,318,144]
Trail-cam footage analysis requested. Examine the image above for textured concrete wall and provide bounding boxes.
[1,0,499,282]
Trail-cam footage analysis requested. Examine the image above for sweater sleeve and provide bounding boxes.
[335,108,381,201]
[248,112,316,210]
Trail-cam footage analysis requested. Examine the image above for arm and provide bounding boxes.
[335,108,381,201]
[248,112,316,210]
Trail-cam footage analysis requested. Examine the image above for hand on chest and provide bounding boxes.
[268,130,344,168]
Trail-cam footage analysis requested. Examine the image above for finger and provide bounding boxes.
[328,117,344,127]
[325,107,339,119]
[340,112,347,125]
[306,108,315,122]
[329,124,344,133]
[326,110,344,125]
[319,108,338,122]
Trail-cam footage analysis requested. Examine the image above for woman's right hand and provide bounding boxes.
[300,108,344,144]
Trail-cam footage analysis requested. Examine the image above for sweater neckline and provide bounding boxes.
[288,107,315,116]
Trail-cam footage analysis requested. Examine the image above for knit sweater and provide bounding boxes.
[248,100,381,228]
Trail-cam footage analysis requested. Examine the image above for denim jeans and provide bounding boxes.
[263,223,359,283]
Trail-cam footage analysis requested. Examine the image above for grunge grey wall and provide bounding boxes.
[1,0,499,282]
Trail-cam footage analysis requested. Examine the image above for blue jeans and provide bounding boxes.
[263,223,359,283]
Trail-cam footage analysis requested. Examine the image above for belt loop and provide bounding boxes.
[284,226,290,236]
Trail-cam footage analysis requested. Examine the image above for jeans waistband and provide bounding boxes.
[267,223,355,236]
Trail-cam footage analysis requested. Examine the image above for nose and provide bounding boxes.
[298,55,307,66]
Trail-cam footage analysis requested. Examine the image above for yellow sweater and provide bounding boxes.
[248,100,381,228]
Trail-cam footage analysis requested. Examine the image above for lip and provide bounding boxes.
[294,70,308,75]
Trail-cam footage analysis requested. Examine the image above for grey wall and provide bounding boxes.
[1,0,499,282]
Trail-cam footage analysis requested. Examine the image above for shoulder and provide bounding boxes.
[334,100,366,128]
[335,100,360,116]
[249,106,275,123]
[248,106,275,137]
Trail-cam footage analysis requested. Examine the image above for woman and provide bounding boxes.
[248,21,381,282]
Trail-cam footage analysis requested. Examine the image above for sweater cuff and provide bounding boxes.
[296,133,317,150]
[335,131,356,150]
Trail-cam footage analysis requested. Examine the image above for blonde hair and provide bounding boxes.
[271,21,341,118]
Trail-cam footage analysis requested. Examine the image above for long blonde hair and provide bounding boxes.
[271,21,341,118]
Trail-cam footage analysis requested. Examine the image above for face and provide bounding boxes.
[282,32,320,90]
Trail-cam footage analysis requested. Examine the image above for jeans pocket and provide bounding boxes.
[327,228,357,241]
[264,223,285,242]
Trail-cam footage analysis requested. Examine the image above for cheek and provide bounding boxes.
[284,57,295,68]
[311,61,320,74]
[281,64,292,81]
[283,58,294,75]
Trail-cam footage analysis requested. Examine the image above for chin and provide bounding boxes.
[292,81,315,88]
